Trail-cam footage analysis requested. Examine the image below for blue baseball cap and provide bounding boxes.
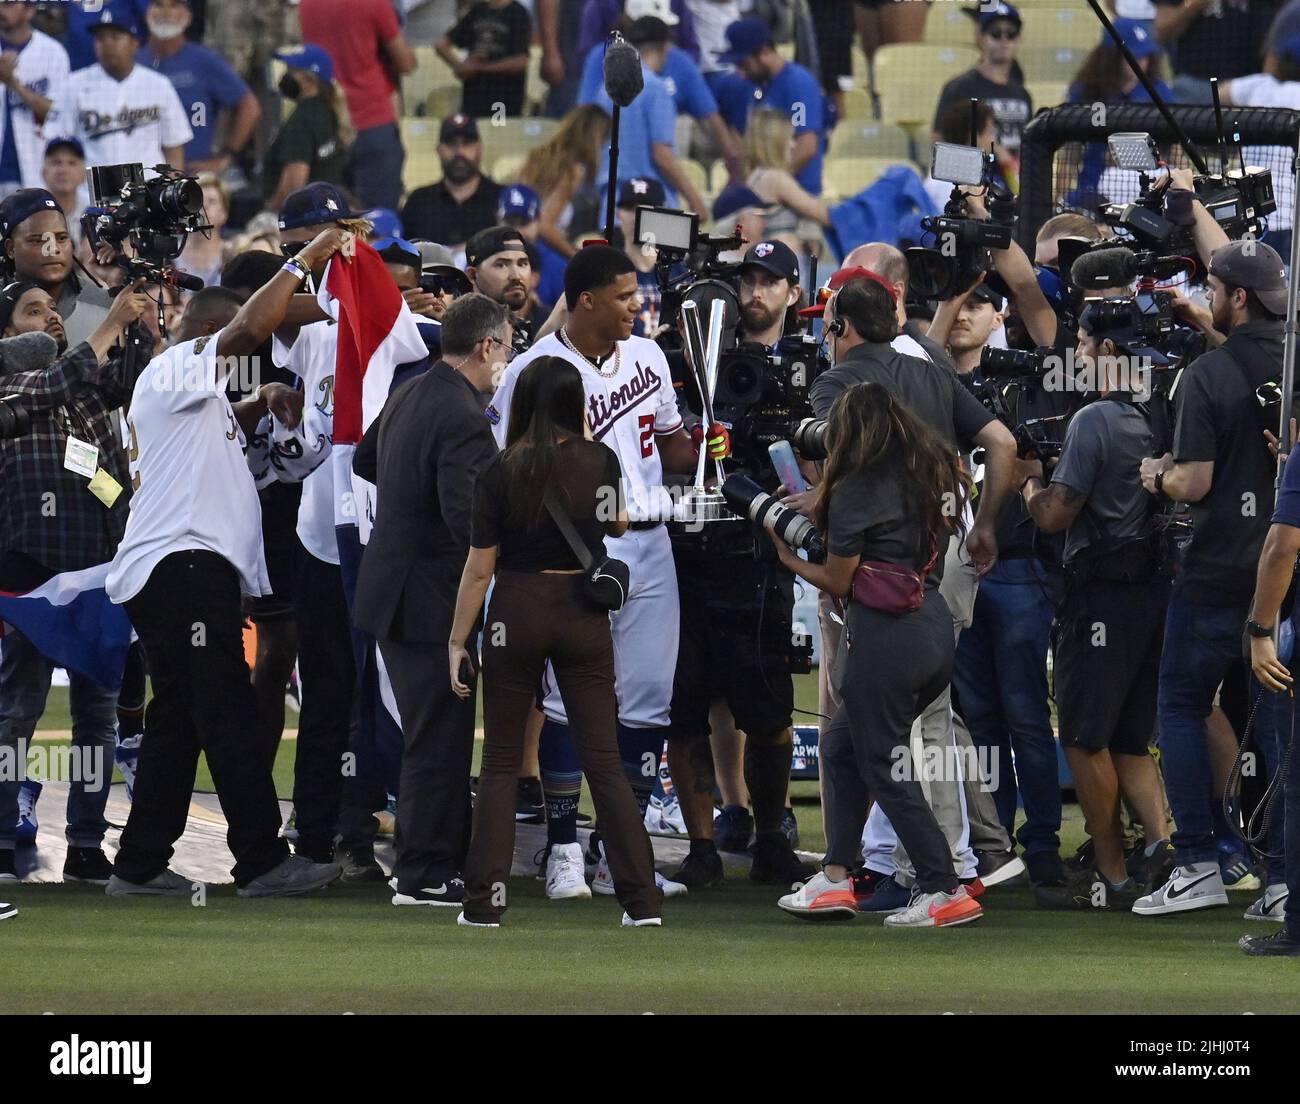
[0,188,63,240]
[44,136,85,160]
[278,182,356,231]
[1108,18,1159,60]
[712,183,774,222]
[498,184,541,222]
[372,236,422,268]
[274,43,334,84]
[89,3,144,40]
[964,2,1020,31]
[716,19,775,65]
[363,207,403,240]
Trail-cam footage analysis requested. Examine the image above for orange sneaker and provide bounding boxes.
[961,877,986,899]
[778,872,858,920]
[883,885,983,928]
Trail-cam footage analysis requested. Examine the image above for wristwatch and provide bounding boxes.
[1246,619,1275,639]
[1154,470,1167,497]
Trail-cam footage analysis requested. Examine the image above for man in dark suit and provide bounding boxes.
[353,293,513,908]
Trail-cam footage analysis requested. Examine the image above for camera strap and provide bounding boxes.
[1217,339,1278,466]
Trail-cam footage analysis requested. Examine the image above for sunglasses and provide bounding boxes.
[984,26,1020,40]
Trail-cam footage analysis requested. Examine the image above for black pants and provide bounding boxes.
[291,547,356,861]
[380,629,476,888]
[117,551,288,887]
[821,589,957,893]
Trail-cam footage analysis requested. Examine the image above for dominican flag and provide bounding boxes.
[0,563,133,690]
[316,240,428,544]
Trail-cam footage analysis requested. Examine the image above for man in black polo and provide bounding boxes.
[399,114,501,253]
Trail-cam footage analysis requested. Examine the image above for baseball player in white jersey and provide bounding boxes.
[0,6,70,192]
[486,245,720,899]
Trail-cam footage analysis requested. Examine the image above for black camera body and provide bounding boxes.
[82,162,209,279]
[0,394,30,441]
[906,166,1016,301]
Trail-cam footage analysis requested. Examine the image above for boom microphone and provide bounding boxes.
[722,473,825,559]
[603,35,643,108]
[1070,247,1142,290]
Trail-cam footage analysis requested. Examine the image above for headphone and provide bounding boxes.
[825,288,845,336]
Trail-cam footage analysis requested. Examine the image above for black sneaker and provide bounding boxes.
[1026,851,1069,886]
[780,807,800,850]
[334,844,387,884]
[749,832,815,885]
[669,846,725,888]
[392,878,465,907]
[1240,928,1300,956]
[0,849,17,882]
[713,805,753,853]
[975,848,1028,887]
[64,847,114,885]
[1129,840,1175,888]
[515,777,544,824]
[0,901,15,920]
[1036,869,1140,911]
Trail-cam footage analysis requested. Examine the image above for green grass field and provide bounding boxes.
[14,684,1300,1015]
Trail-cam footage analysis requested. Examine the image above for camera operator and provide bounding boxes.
[1018,305,1173,911]
[466,225,545,349]
[104,228,354,899]
[839,242,954,368]
[0,187,113,347]
[803,272,1022,896]
[0,278,152,884]
[1135,233,1291,918]
[664,239,814,890]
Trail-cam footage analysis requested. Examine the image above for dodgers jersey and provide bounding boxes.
[48,62,192,169]
[486,332,682,522]
[108,330,269,605]
[0,29,70,187]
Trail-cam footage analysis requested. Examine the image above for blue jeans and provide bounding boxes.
[951,558,1061,857]
[1158,594,1278,867]
[349,123,405,212]
[0,628,117,849]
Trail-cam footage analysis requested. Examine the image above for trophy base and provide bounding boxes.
[673,489,740,525]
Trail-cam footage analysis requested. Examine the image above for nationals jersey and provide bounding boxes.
[486,332,682,522]
[48,62,192,169]
[108,330,269,604]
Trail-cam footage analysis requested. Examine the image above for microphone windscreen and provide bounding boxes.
[172,271,206,292]
[1070,247,1138,291]
[603,38,644,108]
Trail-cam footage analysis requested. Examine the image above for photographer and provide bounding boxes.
[1019,305,1172,911]
[104,229,354,899]
[466,225,545,349]
[806,272,1022,895]
[1136,237,1290,918]
[665,239,813,889]
[0,278,152,884]
[0,187,113,347]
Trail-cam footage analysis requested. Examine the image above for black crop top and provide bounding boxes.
[471,438,624,572]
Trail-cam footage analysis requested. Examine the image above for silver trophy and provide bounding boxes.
[674,297,739,524]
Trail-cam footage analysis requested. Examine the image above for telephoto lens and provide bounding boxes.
[721,474,825,559]
[791,417,828,461]
[0,395,31,441]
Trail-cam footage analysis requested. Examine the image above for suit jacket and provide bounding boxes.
[353,360,498,643]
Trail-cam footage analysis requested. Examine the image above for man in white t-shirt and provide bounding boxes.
[47,7,192,172]
[0,3,70,194]
[105,226,354,900]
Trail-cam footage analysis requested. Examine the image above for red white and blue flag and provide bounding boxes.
[0,563,133,690]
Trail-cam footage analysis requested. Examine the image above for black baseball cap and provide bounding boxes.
[1208,239,1289,315]
[466,225,528,268]
[278,182,356,231]
[617,177,666,208]
[0,280,41,332]
[969,283,1005,312]
[741,240,799,284]
[0,188,62,240]
[440,113,480,144]
[627,16,672,46]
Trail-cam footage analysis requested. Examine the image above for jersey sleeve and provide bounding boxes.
[159,76,195,149]
[486,357,521,448]
[674,53,718,119]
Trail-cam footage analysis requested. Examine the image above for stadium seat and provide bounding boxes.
[404,45,456,116]
[823,156,921,200]
[829,120,912,160]
[873,44,977,127]
[494,154,527,183]
[1021,5,1101,51]
[679,158,710,199]
[925,5,977,48]
[401,117,441,193]
[841,86,871,123]
[479,116,557,168]
[1026,81,1068,112]
[525,45,544,113]
[424,85,462,122]
[1019,44,1090,85]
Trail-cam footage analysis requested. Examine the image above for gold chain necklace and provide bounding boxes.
[559,326,620,378]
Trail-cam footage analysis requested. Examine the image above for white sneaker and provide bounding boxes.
[457,912,500,927]
[545,843,592,900]
[1132,863,1229,916]
[882,885,983,928]
[1244,884,1289,922]
[620,911,662,927]
[777,871,857,919]
[592,848,687,897]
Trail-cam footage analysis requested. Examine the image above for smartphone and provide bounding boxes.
[769,440,807,494]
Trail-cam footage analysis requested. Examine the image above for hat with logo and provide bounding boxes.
[278,182,356,231]
[716,18,775,65]
[363,207,403,241]
[1107,18,1159,60]
[1209,238,1289,316]
[0,279,42,333]
[274,43,334,83]
[89,3,144,39]
[617,176,667,208]
[964,2,1020,31]
[741,240,799,284]
[0,188,62,240]
[440,113,480,144]
[498,184,541,223]
[466,225,528,268]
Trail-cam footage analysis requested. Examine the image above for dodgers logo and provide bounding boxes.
[484,404,501,426]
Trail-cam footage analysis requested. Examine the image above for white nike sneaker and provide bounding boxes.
[545,843,592,900]
[457,912,500,928]
[592,848,687,897]
[1244,884,1289,922]
[1132,863,1229,916]
[620,911,662,927]
[777,871,857,920]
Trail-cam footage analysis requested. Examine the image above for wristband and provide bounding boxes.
[1247,619,1275,639]
[1154,469,1167,498]
[281,257,310,284]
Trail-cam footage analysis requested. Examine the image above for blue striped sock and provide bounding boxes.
[539,720,582,846]
[618,725,667,818]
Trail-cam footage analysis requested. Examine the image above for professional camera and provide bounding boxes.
[634,205,744,335]
[907,140,1016,301]
[81,163,211,284]
[0,394,29,441]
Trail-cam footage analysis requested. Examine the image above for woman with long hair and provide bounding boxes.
[178,173,231,288]
[448,356,663,928]
[519,105,611,259]
[263,47,353,212]
[769,380,983,928]
[742,109,830,243]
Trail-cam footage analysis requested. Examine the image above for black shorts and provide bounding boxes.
[1054,577,1169,756]
[668,552,796,744]
[249,480,303,625]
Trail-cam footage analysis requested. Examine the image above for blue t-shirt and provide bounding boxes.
[0,36,27,184]
[582,62,678,204]
[535,238,567,313]
[138,41,249,163]
[64,0,150,71]
[761,61,825,195]
[1273,447,1300,636]
[579,44,717,121]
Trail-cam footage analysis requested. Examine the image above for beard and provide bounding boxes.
[442,156,477,185]
[740,299,781,337]
[501,283,528,310]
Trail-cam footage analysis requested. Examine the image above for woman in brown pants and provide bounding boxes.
[448,357,663,928]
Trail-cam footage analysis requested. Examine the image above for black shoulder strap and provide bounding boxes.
[1216,340,1272,446]
[543,489,593,571]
